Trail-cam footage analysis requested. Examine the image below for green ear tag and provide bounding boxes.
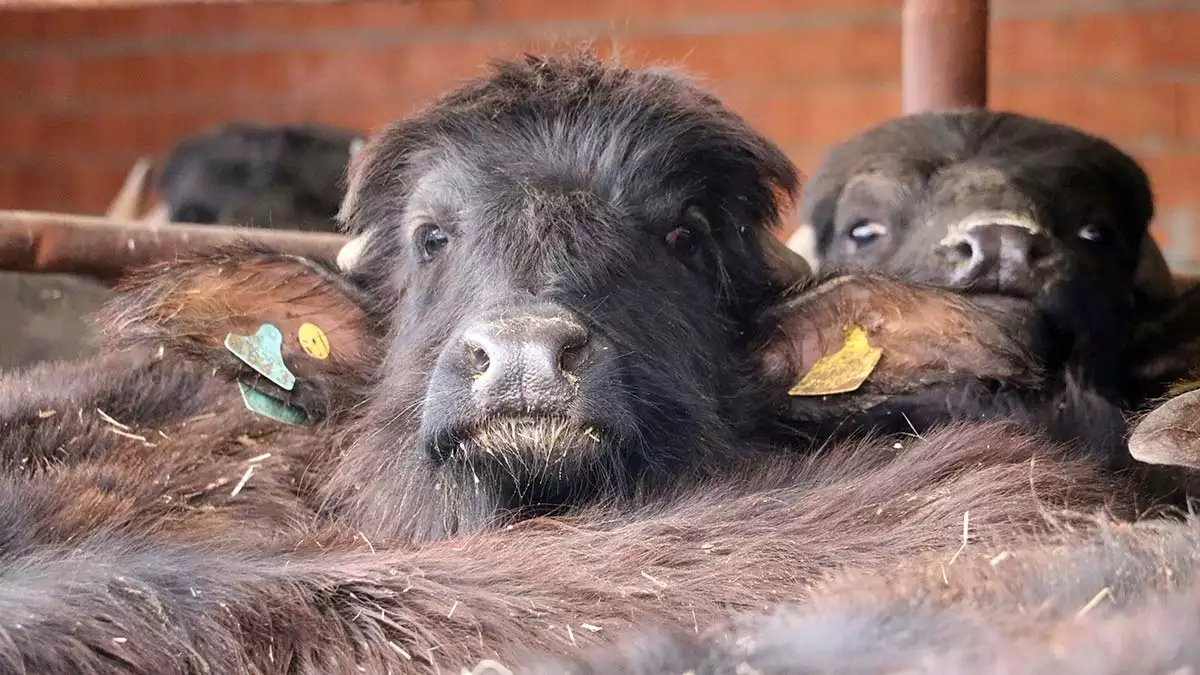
[225,324,297,391]
[236,380,308,426]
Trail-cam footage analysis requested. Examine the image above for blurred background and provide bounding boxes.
[2,0,1198,269]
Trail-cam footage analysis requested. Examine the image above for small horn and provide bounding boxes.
[759,228,813,288]
[786,224,819,273]
[140,201,171,226]
[106,157,153,221]
[337,234,367,272]
[1134,232,1177,303]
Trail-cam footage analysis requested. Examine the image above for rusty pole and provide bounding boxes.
[0,211,348,284]
[902,0,989,114]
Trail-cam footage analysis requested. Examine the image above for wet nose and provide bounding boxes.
[460,306,592,411]
[937,222,1054,287]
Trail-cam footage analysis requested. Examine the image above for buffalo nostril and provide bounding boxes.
[558,340,588,375]
[950,241,975,263]
[1027,233,1054,265]
[466,343,491,375]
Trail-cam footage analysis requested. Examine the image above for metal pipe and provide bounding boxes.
[902,0,989,114]
[0,210,348,284]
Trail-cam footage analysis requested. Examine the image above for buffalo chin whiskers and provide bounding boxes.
[467,416,602,462]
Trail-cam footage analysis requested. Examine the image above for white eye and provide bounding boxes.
[849,221,888,245]
[1078,224,1105,242]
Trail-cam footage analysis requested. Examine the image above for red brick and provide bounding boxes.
[609,24,900,85]
[25,55,79,103]
[482,0,897,25]
[990,82,1177,143]
[0,10,45,41]
[72,54,172,100]
[0,112,42,157]
[1149,11,1200,69]
[991,12,1173,78]
[725,85,901,147]
[1174,83,1200,140]
[0,59,31,99]
[1140,154,1200,212]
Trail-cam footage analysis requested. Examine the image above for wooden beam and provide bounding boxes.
[0,211,349,283]
[902,0,990,114]
[4,0,353,7]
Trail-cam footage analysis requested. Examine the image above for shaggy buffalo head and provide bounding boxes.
[332,52,809,538]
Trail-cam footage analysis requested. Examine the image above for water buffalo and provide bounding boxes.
[799,110,1175,462]
[156,122,366,231]
[0,53,1154,672]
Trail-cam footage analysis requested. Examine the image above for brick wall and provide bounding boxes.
[1,0,1199,269]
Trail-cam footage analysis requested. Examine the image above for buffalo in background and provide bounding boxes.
[795,110,1180,465]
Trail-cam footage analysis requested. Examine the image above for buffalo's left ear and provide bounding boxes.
[1129,385,1200,470]
[97,245,383,422]
[1134,234,1177,305]
[755,273,1045,404]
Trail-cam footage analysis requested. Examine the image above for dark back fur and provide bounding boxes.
[157,122,364,231]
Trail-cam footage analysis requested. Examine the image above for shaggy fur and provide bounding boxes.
[0,52,1171,673]
[527,515,1200,675]
[0,421,1140,673]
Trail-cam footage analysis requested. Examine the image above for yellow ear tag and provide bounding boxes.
[787,324,883,397]
[297,323,331,360]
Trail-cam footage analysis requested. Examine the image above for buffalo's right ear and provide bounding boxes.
[758,228,813,289]
[98,244,384,422]
[756,273,1045,406]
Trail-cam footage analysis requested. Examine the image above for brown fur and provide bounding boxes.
[528,514,1200,674]
[0,421,1141,673]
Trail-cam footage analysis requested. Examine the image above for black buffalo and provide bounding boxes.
[157,122,365,231]
[800,111,1175,462]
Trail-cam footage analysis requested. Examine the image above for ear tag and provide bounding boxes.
[788,323,883,397]
[224,324,296,391]
[297,322,331,360]
[236,380,308,426]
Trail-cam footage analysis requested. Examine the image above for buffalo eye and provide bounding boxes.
[666,206,710,258]
[1077,223,1106,243]
[413,221,450,262]
[848,220,888,247]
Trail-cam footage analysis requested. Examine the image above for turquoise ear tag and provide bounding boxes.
[236,380,308,426]
[224,324,296,391]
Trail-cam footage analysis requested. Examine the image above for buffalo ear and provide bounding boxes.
[98,245,382,420]
[758,228,813,289]
[756,273,1044,402]
[1128,386,1200,470]
[1134,234,1177,304]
